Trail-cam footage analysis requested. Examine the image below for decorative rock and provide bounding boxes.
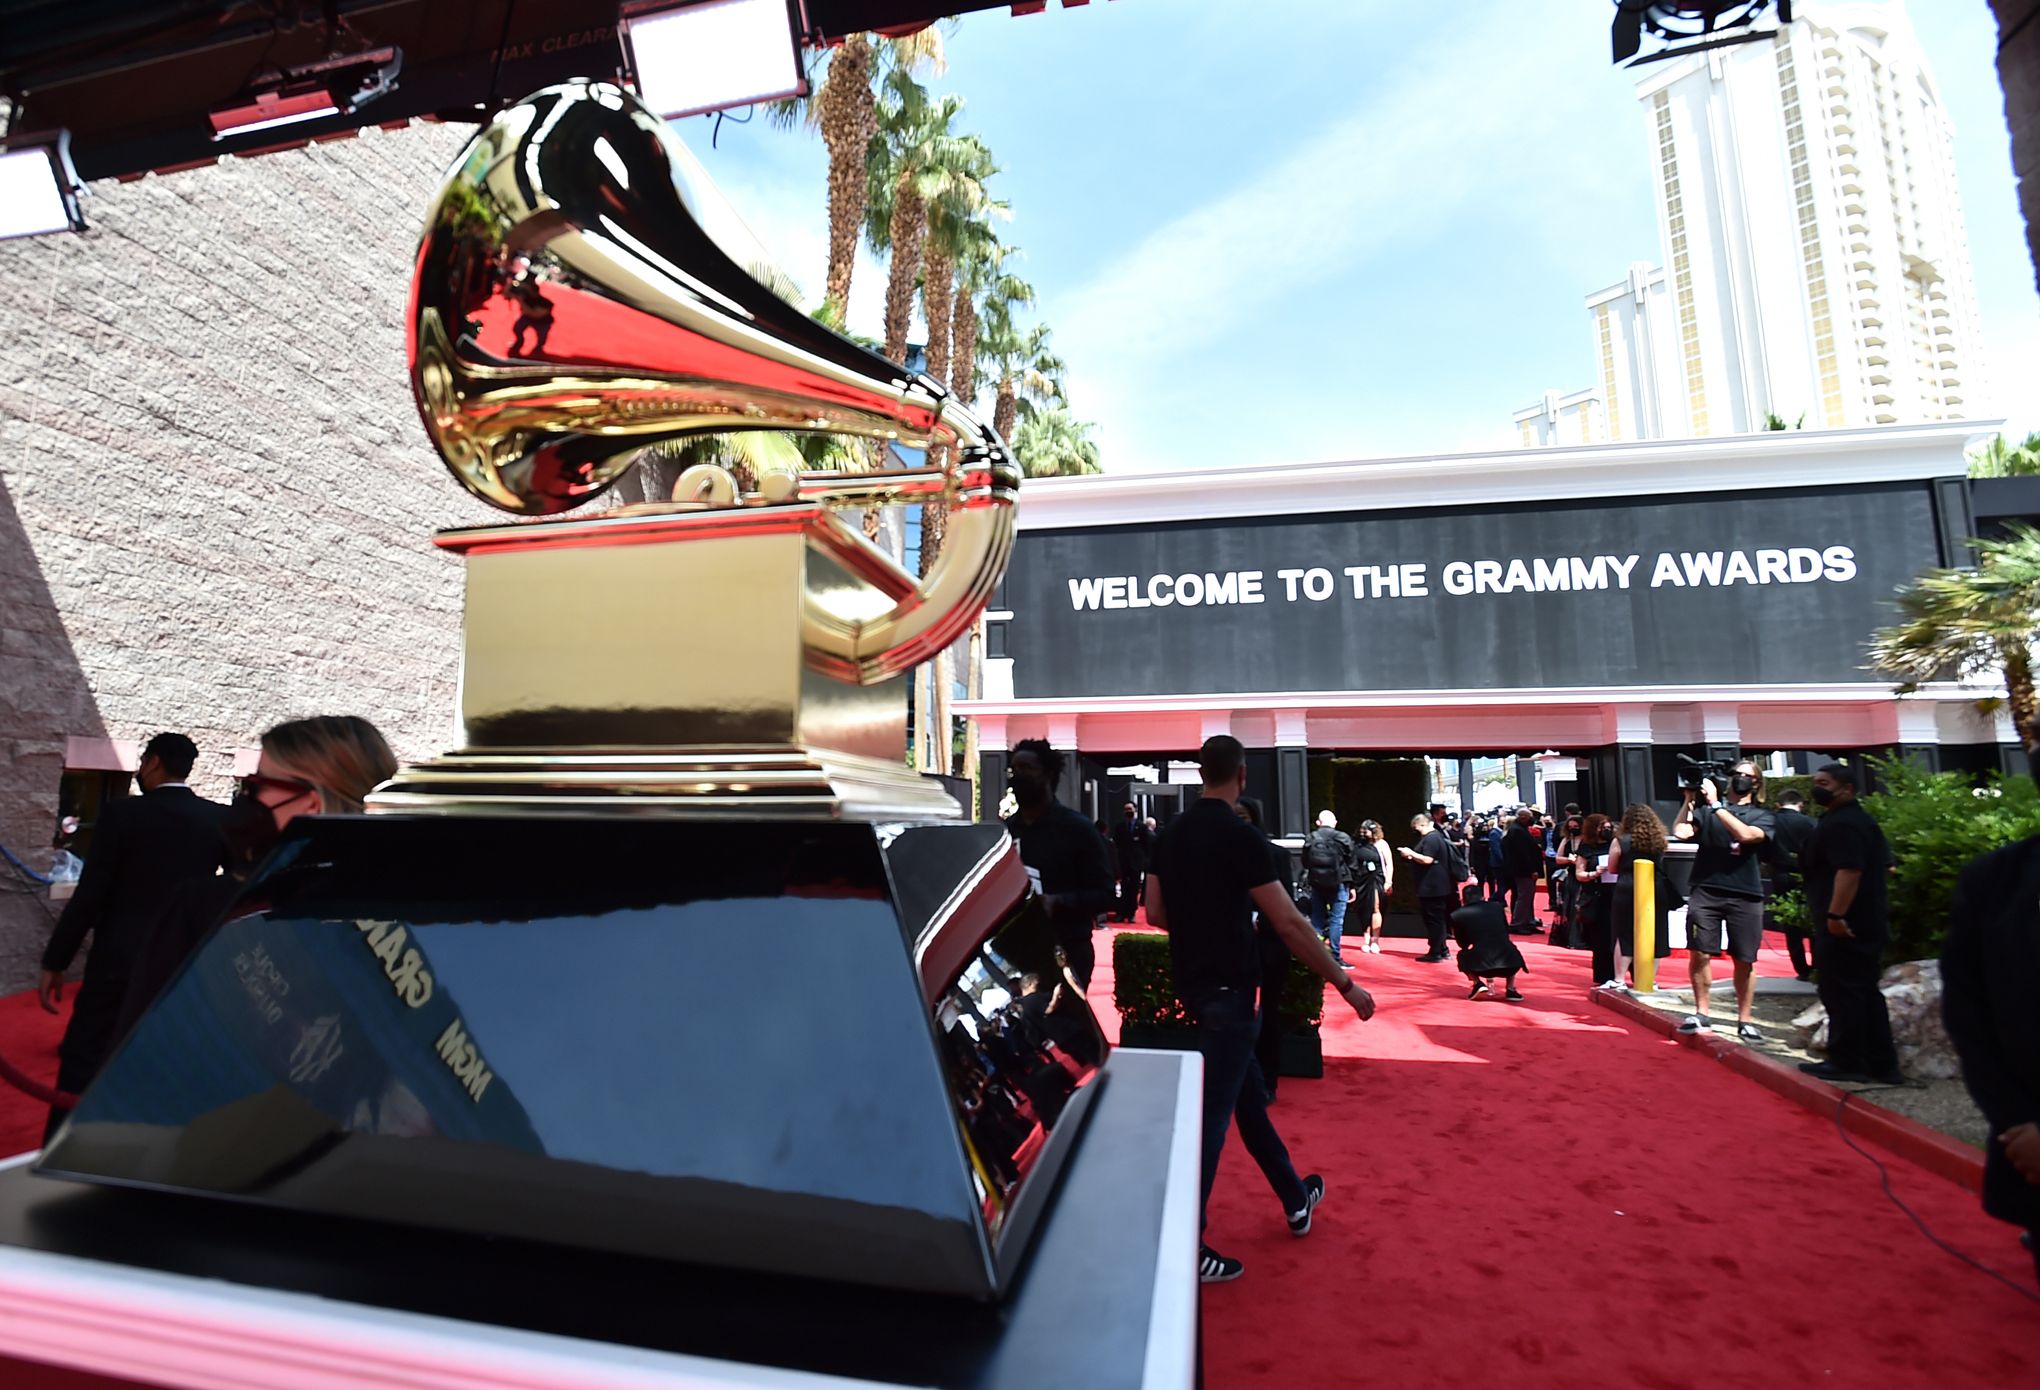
[1792,959,1961,1079]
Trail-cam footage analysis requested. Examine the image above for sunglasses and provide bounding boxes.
[238,773,320,802]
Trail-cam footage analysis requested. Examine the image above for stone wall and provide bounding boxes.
[0,121,500,992]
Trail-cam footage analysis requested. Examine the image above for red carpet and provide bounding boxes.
[5,914,2036,1387]
[0,988,64,1157]
[1090,909,2040,1388]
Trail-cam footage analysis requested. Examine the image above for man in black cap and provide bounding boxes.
[39,732,226,1140]
[1797,763,1899,1084]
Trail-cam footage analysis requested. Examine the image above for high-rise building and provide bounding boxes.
[1519,1,1989,440]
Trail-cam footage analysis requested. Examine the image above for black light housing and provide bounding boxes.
[208,47,402,141]
[0,128,85,239]
[1612,1,1793,67]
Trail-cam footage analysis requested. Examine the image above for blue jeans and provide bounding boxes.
[1308,886,1348,956]
[1193,986,1307,1231]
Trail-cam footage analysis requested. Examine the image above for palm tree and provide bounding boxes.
[952,244,1030,796]
[1012,406,1103,477]
[1966,430,2040,478]
[980,316,1065,443]
[768,29,945,318]
[866,77,995,368]
[1870,523,2040,755]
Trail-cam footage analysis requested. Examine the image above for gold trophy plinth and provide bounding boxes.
[372,504,969,820]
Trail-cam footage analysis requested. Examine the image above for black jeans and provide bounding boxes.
[1812,931,1896,1074]
[1419,894,1453,957]
[1193,987,1306,1230]
[1785,931,1813,978]
[1254,933,1291,1095]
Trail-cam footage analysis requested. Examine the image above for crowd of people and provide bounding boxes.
[32,723,2040,1291]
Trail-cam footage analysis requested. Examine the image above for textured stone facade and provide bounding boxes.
[0,122,500,992]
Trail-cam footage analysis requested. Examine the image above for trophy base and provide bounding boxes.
[369,744,963,820]
[39,814,1109,1301]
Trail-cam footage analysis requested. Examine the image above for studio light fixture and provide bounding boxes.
[209,47,402,140]
[0,130,86,240]
[620,0,809,121]
[1610,1,1792,68]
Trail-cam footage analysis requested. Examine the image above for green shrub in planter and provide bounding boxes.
[1111,932,1327,1035]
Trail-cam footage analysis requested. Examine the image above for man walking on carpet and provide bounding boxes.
[1146,735,1375,1283]
[1004,740,1115,989]
[38,732,225,1143]
[1302,810,1359,961]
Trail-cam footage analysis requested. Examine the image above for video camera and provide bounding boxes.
[1673,753,1731,793]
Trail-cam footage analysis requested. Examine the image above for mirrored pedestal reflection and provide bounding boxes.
[39,815,1108,1301]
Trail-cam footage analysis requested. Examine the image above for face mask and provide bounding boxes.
[220,792,282,868]
[1810,786,1836,807]
[1730,774,1757,796]
[1008,769,1048,808]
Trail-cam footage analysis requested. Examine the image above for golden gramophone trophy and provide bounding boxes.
[41,80,1107,1302]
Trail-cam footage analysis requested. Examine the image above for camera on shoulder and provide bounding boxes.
[1673,753,1729,793]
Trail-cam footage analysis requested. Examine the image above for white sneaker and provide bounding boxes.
[1367,940,1381,954]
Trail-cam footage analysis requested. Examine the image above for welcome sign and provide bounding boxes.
[1064,546,1863,611]
[1001,482,1945,698]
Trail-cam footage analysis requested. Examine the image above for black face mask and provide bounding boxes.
[220,792,282,868]
[1009,770,1049,809]
[1730,774,1757,796]
[1810,785,1836,807]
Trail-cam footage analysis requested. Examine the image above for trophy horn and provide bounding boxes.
[407,79,1018,684]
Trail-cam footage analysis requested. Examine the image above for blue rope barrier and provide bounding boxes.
[0,842,55,886]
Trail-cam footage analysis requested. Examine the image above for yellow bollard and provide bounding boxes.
[1633,859,1656,994]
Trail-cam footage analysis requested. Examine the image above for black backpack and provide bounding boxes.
[1304,830,1344,891]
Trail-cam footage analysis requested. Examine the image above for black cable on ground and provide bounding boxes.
[1834,1092,2040,1306]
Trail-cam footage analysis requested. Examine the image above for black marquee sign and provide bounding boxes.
[1000,481,1946,699]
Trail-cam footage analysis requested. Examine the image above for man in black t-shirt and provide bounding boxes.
[1399,812,1461,962]
[1672,758,1774,1040]
[1798,763,1900,1083]
[1003,740,1115,988]
[1147,736,1375,1285]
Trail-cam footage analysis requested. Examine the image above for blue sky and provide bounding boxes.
[684,0,2040,472]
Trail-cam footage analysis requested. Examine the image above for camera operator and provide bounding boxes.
[1671,758,1773,1040]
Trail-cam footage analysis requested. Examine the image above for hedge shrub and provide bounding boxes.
[1111,931,1326,1033]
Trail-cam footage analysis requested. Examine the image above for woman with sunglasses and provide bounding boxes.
[110,716,396,1041]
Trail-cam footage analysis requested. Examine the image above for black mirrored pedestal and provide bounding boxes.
[0,1048,1199,1389]
[39,814,1111,1302]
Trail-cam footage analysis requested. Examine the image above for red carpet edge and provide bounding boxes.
[1589,988,1985,1194]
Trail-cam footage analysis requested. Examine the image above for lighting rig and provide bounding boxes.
[1611,1,1794,68]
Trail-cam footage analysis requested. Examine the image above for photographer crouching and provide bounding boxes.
[1671,757,1774,1040]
